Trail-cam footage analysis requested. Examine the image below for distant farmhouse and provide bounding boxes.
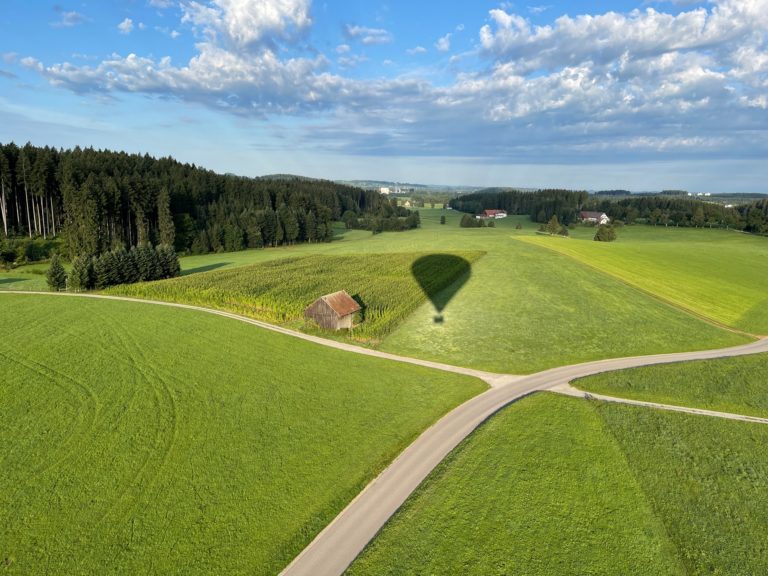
[304,291,361,330]
[476,209,508,220]
[579,211,611,225]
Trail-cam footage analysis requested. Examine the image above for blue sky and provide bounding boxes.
[0,1,766,191]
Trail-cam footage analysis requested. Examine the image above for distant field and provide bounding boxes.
[347,393,684,576]
[106,251,483,342]
[0,294,484,575]
[349,393,768,575]
[576,353,768,417]
[521,226,768,334]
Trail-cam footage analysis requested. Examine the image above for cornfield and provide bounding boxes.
[106,251,484,341]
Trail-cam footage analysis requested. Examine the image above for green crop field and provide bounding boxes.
[575,353,768,417]
[105,251,483,342]
[0,294,485,575]
[349,393,768,575]
[107,210,748,373]
[520,226,768,335]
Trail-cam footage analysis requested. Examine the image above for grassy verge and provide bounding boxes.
[575,353,768,417]
[0,294,485,575]
[347,393,684,576]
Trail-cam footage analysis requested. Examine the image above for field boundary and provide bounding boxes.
[552,383,768,425]
[514,237,762,339]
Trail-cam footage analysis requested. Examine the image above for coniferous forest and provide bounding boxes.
[0,143,407,262]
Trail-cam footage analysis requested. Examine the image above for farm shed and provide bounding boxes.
[304,290,361,330]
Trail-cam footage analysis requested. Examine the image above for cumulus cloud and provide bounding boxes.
[24,0,768,162]
[182,0,312,50]
[344,25,393,45]
[118,18,135,35]
[407,46,427,56]
[149,0,176,7]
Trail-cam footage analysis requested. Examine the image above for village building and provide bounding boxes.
[476,209,508,220]
[304,290,361,330]
[579,211,611,225]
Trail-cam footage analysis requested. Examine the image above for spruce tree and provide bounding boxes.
[46,253,67,291]
[157,186,175,246]
[68,255,93,291]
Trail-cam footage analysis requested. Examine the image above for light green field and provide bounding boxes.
[521,226,768,334]
[347,393,685,576]
[576,353,768,417]
[349,393,768,576]
[0,294,485,575]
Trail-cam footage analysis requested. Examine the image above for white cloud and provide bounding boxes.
[182,0,312,50]
[345,25,393,45]
[26,0,768,165]
[50,10,88,28]
[435,33,451,52]
[118,18,135,35]
[149,0,176,7]
[406,46,427,56]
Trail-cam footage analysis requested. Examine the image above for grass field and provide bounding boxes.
[347,393,684,575]
[575,353,768,417]
[0,294,485,575]
[4,211,754,373]
[521,225,768,335]
[105,251,483,342]
[108,210,748,373]
[349,393,768,575]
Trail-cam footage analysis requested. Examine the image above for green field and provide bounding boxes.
[347,393,684,575]
[349,393,768,575]
[105,251,482,342]
[107,210,748,373]
[576,353,768,417]
[521,225,768,335]
[0,294,485,575]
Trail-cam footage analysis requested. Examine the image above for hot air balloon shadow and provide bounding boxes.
[411,254,472,324]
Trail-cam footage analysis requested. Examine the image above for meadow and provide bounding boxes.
[347,393,685,575]
[520,225,768,335]
[575,353,768,417]
[348,393,768,575]
[109,210,748,373]
[0,294,485,575]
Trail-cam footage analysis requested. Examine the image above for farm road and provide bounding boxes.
[4,292,768,576]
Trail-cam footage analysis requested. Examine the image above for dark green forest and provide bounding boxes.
[450,188,768,233]
[0,143,413,260]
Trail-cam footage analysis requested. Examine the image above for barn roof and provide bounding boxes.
[483,209,507,216]
[580,211,608,219]
[320,291,361,317]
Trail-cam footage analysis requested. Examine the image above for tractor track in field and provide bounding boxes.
[3,291,768,576]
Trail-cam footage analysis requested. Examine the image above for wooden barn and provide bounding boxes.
[304,290,361,330]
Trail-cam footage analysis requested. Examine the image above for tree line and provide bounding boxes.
[0,143,409,260]
[450,188,768,234]
[450,189,590,225]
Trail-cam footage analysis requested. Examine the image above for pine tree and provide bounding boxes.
[546,215,560,235]
[68,255,93,291]
[46,253,67,291]
[157,186,175,246]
